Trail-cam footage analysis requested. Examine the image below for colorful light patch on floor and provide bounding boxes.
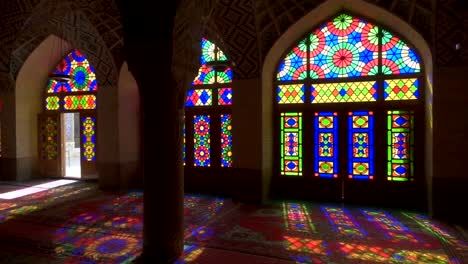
[405,213,468,251]
[322,206,366,238]
[338,242,450,263]
[282,202,316,234]
[362,209,421,243]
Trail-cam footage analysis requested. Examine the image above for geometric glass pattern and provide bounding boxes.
[218,88,232,105]
[387,111,414,181]
[193,115,210,167]
[50,49,98,93]
[281,113,303,176]
[384,78,419,100]
[192,65,216,85]
[311,81,378,103]
[381,30,421,75]
[314,112,338,178]
[201,38,227,65]
[183,119,186,166]
[41,116,59,160]
[277,84,305,104]
[216,68,233,84]
[63,95,97,110]
[277,39,308,81]
[308,14,379,79]
[220,114,233,167]
[321,206,366,238]
[45,96,60,110]
[81,117,96,161]
[282,203,315,233]
[348,111,374,180]
[185,89,212,107]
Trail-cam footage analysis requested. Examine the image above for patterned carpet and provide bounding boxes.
[0,180,466,263]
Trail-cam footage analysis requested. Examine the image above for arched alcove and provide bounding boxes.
[15,35,73,179]
[262,0,433,211]
[116,62,141,189]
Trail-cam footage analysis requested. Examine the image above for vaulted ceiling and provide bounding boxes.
[0,0,467,81]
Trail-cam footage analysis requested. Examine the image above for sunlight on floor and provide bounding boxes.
[0,179,77,199]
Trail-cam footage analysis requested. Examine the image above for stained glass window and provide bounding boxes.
[82,117,96,161]
[220,114,233,167]
[387,111,414,181]
[314,112,338,178]
[275,13,422,185]
[185,38,233,168]
[193,115,211,167]
[281,113,303,176]
[348,111,374,180]
[41,116,59,160]
[45,96,60,110]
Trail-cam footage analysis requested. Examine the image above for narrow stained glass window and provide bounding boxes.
[194,115,210,167]
[311,81,378,103]
[183,117,186,166]
[348,111,374,180]
[387,111,414,181]
[384,78,419,100]
[220,114,233,167]
[314,112,338,178]
[281,112,302,176]
[82,117,96,161]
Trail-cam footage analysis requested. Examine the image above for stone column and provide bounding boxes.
[116,1,184,262]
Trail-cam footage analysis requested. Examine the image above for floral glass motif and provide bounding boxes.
[348,111,374,180]
[387,111,414,181]
[381,30,421,75]
[193,115,211,167]
[49,49,98,93]
[281,113,302,176]
[314,112,338,178]
[45,96,60,110]
[220,114,233,167]
[277,39,308,81]
[82,117,96,161]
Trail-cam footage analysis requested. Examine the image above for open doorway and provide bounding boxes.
[62,112,81,178]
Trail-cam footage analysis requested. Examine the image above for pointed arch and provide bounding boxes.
[262,0,433,206]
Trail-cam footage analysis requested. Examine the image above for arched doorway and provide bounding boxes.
[263,7,432,210]
[39,49,98,179]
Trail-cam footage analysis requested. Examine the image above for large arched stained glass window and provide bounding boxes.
[275,13,422,182]
[184,38,233,168]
